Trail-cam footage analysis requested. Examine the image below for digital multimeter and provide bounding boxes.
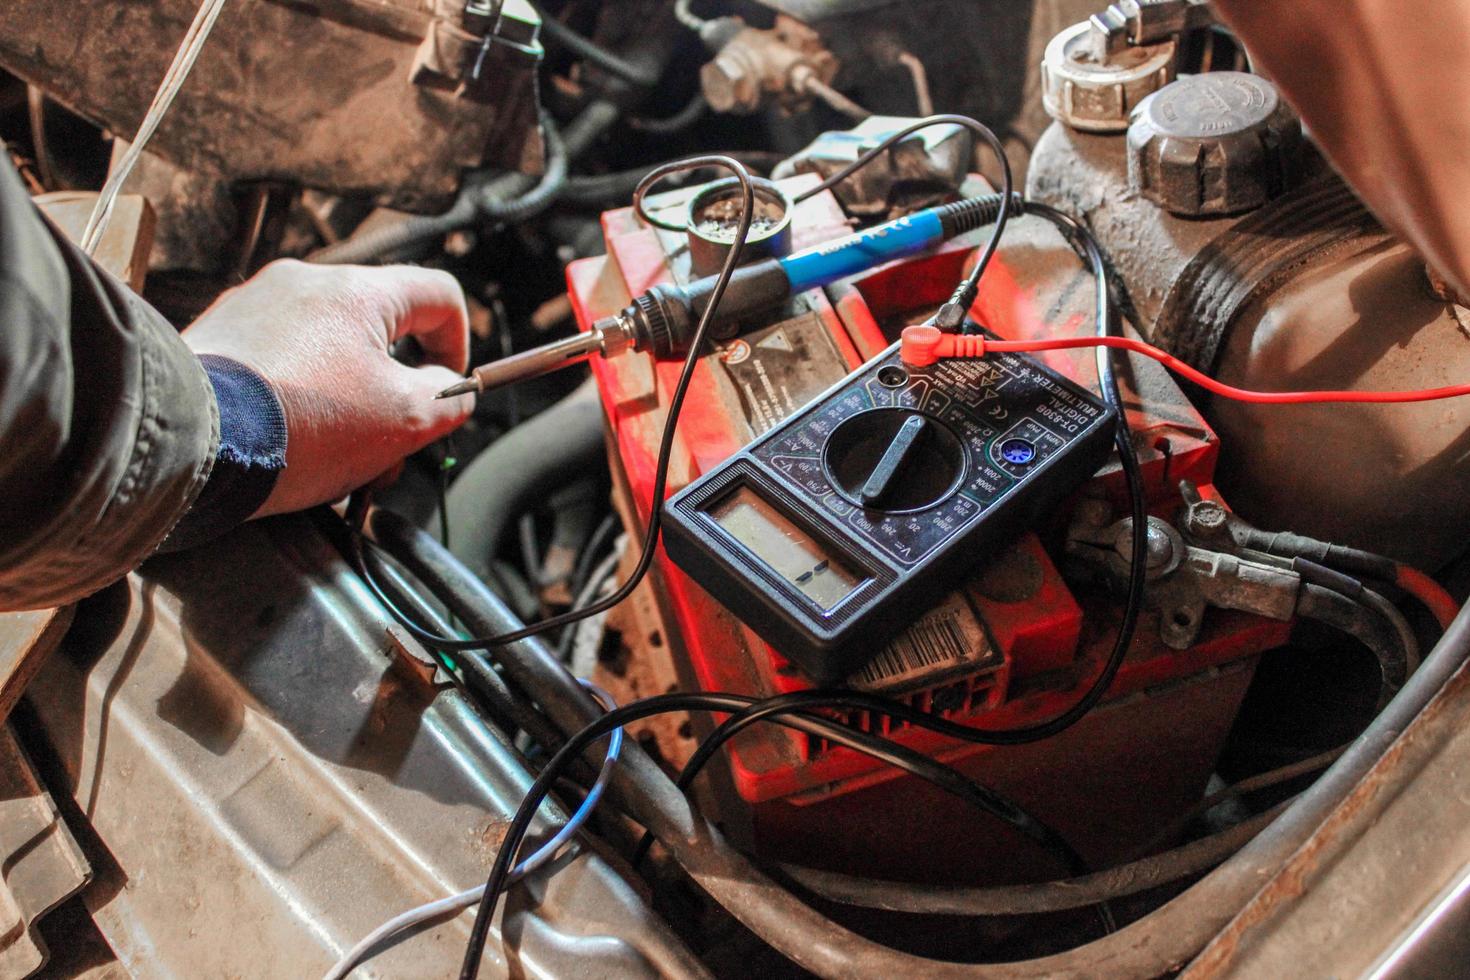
[663,336,1116,684]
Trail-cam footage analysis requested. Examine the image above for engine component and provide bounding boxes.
[1127,72,1303,216]
[772,115,974,217]
[1026,37,1470,567]
[664,337,1114,682]
[685,176,794,275]
[0,0,546,213]
[1040,19,1176,132]
[1087,0,1214,56]
[571,169,1290,879]
[698,16,839,115]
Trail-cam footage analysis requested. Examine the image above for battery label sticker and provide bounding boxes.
[848,591,1000,693]
[717,312,848,435]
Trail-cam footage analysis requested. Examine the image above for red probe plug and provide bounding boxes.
[899,324,987,366]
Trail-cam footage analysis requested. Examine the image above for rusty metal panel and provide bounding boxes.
[24,517,699,979]
[1183,659,1470,978]
[0,0,543,212]
[0,724,91,979]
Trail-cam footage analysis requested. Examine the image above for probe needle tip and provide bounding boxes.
[435,379,479,400]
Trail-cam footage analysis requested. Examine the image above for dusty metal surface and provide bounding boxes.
[0,724,91,979]
[0,0,543,212]
[1026,111,1470,568]
[23,516,698,979]
[1183,658,1470,977]
[1209,239,1470,568]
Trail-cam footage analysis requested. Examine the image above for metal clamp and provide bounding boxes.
[1067,493,1301,649]
[1087,0,1214,57]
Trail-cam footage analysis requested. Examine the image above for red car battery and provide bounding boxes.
[569,174,1291,883]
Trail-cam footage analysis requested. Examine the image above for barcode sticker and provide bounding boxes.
[850,592,1000,693]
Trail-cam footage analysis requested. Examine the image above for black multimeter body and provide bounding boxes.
[663,337,1117,684]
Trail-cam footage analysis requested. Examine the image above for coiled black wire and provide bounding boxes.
[455,201,1151,977]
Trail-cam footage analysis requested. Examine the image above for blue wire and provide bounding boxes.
[509,679,623,881]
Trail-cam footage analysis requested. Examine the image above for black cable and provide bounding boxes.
[628,93,708,134]
[788,114,1015,331]
[560,151,781,208]
[360,156,755,642]
[457,691,1086,980]
[461,203,1148,976]
[535,6,662,88]
[358,538,574,759]
[359,116,1013,653]
[360,509,1470,976]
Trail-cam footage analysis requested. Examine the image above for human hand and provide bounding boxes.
[183,260,474,517]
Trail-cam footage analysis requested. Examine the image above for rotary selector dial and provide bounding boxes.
[823,408,967,513]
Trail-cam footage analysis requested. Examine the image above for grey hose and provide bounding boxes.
[672,0,706,31]
[781,801,1289,916]
[369,509,1470,979]
[444,379,605,584]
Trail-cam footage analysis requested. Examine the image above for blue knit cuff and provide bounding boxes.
[165,354,287,550]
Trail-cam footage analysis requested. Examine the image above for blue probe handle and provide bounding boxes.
[777,209,948,293]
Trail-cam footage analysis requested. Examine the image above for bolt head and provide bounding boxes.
[1191,501,1228,531]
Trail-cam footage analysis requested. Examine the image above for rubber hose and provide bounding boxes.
[364,546,573,758]
[368,509,1470,979]
[477,113,568,224]
[628,93,708,134]
[537,9,661,88]
[444,379,605,584]
[1297,582,1411,707]
[309,102,615,265]
[780,801,1288,916]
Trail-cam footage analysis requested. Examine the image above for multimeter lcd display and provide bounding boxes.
[709,486,865,610]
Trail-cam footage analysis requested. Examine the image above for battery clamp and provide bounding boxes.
[665,328,1116,683]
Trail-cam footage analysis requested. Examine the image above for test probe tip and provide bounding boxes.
[435,379,480,399]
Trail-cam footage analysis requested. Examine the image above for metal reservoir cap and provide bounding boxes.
[1041,20,1176,132]
[1127,72,1303,217]
[686,177,794,277]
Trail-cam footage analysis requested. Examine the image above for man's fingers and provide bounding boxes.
[373,265,471,373]
[368,461,406,492]
[398,364,475,448]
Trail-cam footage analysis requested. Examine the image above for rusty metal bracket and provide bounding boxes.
[0,607,75,727]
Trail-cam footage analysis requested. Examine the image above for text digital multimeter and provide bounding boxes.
[663,336,1116,684]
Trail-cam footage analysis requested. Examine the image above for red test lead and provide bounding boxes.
[900,324,1470,406]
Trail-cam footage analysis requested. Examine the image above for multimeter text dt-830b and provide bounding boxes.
[663,337,1116,684]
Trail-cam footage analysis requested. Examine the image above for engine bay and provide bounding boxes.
[4,1,1470,977]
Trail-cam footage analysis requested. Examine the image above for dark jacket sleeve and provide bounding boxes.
[0,158,218,610]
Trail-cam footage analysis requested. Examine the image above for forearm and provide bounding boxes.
[1213,0,1470,297]
[0,160,217,610]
